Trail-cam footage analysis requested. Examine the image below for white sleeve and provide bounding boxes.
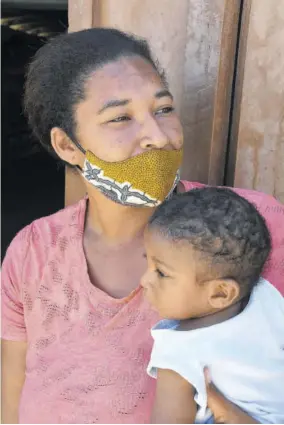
[147,330,208,413]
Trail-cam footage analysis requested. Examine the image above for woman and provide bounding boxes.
[2,28,283,424]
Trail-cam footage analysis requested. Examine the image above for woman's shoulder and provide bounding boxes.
[31,196,86,234]
[183,180,280,202]
[182,180,283,215]
[3,198,87,268]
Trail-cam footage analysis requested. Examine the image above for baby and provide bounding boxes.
[141,187,284,424]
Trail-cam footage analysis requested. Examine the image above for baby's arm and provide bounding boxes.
[151,368,197,424]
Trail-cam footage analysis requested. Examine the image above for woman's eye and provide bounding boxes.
[156,106,175,116]
[156,268,167,278]
[109,116,130,123]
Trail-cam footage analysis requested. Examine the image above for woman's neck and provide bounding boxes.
[86,188,155,244]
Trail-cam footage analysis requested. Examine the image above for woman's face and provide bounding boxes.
[74,56,183,163]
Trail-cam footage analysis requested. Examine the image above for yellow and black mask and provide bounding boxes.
[81,148,183,207]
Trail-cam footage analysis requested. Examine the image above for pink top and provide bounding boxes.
[1,181,284,424]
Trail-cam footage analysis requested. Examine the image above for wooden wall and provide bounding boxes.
[67,0,240,205]
[227,0,284,203]
[67,0,283,205]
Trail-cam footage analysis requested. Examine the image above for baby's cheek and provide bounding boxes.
[144,284,155,303]
[150,284,163,308]
[170,291,186,314]
[158,287,172,308]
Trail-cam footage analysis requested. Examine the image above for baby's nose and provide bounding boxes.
[140,270,153,288]
[140,274,148,288]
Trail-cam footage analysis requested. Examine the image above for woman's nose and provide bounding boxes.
[139,116,169,150]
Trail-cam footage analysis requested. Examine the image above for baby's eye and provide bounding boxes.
[156,268,167,278]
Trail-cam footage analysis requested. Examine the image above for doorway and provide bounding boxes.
[1,6,68,259]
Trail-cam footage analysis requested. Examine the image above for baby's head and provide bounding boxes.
[141,187,271,319]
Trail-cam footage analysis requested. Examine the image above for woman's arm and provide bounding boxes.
[1,339,27,424]
[1,228,31,424]
[151,368,197,424]
[204,368,259,424]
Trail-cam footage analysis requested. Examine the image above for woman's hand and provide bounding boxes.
[204,367,259,424]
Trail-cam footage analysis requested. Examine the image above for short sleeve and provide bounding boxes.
[147,331,208,413]
[1,226,31,341]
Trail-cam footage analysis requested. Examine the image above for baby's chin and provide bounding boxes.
[155,308,183,320]
[158,309,194,321]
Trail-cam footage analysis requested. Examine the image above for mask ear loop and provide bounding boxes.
[72,139,86,172]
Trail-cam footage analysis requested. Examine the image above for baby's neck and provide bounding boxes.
[178,296,249,332]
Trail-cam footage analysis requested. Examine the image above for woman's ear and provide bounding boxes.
[207,279,240,309]
[50,127,84,166]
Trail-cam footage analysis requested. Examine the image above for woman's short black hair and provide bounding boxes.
[24,28,163,160]
[149,187,271,292]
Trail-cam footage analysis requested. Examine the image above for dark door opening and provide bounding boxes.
[1,7,68,260]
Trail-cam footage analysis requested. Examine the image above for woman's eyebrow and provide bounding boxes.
[98,99,130,114]
[97,89,173,115]
[155,89,173,100]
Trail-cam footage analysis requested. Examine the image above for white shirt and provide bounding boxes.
[147,278,284,424]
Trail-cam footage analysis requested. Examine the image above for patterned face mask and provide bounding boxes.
[81,148,183,207]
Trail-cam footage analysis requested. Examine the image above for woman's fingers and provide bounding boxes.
[204,367,228,424]
[204,366,212,386]
[204,367,259,424]
[204,366,224,400]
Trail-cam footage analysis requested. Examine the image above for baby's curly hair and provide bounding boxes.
[149,187,271,292]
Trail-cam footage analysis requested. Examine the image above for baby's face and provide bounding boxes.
[141,229,212,320]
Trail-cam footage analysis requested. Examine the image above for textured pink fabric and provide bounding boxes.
[1,181,284,424]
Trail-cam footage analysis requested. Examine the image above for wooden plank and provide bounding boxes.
[225,0,252,188]
[66,0,95,205]
[68,0,93,32]
[65,0,241,205]
[227,0,284,203]
[208,0,241,185]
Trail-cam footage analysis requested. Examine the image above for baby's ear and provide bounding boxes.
[207,279,240,309]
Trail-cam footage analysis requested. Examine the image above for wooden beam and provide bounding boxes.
[225,0,252,187]
[208,0,242,185]
[65,0,99,206]
[68,0,93,32]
